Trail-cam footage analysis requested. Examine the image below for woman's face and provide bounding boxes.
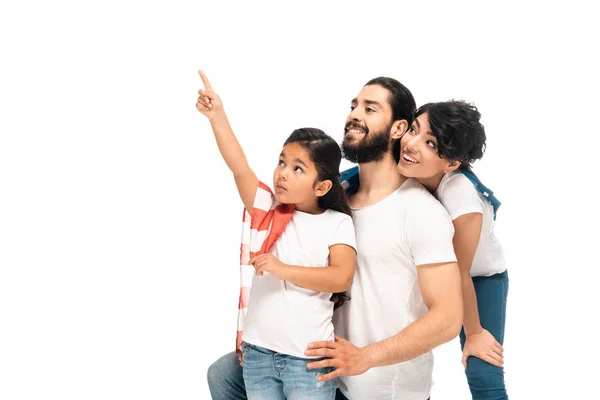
[396,113,459,180]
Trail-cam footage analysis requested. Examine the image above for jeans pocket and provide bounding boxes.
[240,342,249,358]
[313,366,338,390]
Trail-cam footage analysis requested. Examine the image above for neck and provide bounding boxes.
[294,199,323,214]
[417,172,446,193]
[357,152,405,195]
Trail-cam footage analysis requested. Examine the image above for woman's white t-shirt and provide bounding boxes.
[435,171,506,277]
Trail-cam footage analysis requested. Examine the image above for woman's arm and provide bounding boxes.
[453,212,504,367]
[452,212,484,336]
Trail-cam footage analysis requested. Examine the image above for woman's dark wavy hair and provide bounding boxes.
[284,128,352,309]
[415,100,486,172]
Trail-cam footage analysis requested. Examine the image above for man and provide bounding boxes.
[207,77,463,400]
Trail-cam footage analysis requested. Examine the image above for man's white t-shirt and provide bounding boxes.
[435,171,506,277]
[334,178,457,400]
[243,209,357,358]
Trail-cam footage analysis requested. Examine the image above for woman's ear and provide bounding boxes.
[315,179,333,197]
[391,120,409,140]
[444,160,462,174]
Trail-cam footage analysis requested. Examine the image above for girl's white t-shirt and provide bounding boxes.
[242,209,356,358]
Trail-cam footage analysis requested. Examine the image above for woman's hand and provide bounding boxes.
[462,328,504,368]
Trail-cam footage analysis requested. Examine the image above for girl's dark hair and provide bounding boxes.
[415,100,486,172]
[284,127,352,309]
[284,128,351,216]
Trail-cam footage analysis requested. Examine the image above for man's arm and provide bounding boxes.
[363,260,463,367]
[305,260,462,381]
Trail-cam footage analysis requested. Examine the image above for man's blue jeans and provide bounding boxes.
[207,351,246,400]
[459,270,509,400]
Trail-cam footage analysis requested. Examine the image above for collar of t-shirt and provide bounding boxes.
[340,166,501,220]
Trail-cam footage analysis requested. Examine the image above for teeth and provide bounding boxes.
[403,153,418,163]
[349,129,364,135]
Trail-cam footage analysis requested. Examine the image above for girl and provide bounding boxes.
[196,71,357,400]
[396,100,508,400]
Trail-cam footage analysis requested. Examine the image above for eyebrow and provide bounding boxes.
[350,98,383,109]
[364,100,383,108]
[279,153,308,168]
[414,118,436,137]
[294,158,308,167]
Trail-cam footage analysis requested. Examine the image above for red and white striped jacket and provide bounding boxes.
[236,181,294,352]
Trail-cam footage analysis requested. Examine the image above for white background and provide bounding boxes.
[1,1,598,399]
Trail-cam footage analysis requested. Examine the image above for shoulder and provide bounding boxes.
[399,179,446,209]
[435,172,485,219]
[254,181,277,211]
[398,180,453,228]
[323,209,354,226]
[437,171,477,198]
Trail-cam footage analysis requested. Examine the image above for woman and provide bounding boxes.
[396,100,509,400]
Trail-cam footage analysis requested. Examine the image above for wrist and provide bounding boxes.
[280,263,292,281]
[361,345,377,370]
[464,326,483,337]
[208,110,227,124]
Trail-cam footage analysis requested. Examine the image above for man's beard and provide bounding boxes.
[341,121,393,163]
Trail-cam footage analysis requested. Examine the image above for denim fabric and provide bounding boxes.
[241,342,337,400]
[460,270,509,400]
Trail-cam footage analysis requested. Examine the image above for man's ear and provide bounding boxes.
[391,120,409,140]
[315,179,333,197]
[444,160,462,174]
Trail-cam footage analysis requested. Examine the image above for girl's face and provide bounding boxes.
[397,113,459,182]
[272,142,330,212]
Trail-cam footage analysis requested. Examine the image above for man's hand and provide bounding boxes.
[248,254,288,280]
[196,70,224,119]
[304,334,372,382]
[462,328,504,368]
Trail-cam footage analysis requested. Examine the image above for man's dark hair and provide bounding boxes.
[365,77,416,162]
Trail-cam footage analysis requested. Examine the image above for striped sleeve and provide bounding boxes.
[236,182,276,352]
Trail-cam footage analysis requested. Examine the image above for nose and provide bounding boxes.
[348,107,363,122]
[405,136,420,152]
[279,168,289,181]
